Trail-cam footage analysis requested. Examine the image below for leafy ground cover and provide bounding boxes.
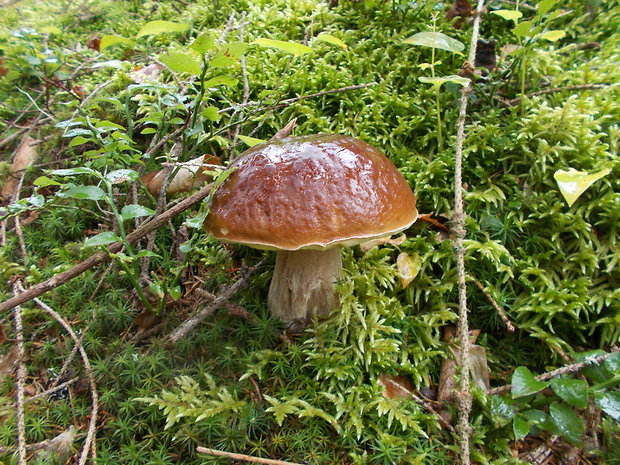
[0,0,618,464]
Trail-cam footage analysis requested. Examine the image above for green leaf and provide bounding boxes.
[315,32,347,49]
[202,106,221,122]
[404,31,465,54]
[603,353,620,374]
[418,75,470,88]
[512,366,549,398]
[203,75,238,88]
[133,250,161,259]
[550,379,589,408]
[252,38,313,56]
[553,168,611,207]
[513,21,534,38]
[91,60,126,70]
[69,136,90,147]
[84,231,120,248]
[492,9,523,23]
[540,30,566,42]
[594,392,620,421]
[136,21,190,38]
[141,128,157,135]
[190,31,217,54]
[106,169,138,184]
[489,395,515,422]
[238,135,267,147]
[549,402,584,446]
[33,176,61,187]
[210,42,248,67]
[160,51,202,75]
[169,285,181,301]
[121,204,155,220]
[60,185,107,201]
[50,167,98,177]
[538,0,559,16]
[513,415,530,440]
[100,35,134,50]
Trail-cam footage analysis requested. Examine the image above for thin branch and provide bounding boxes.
[166,259,265,344]
[0,182,216,314]
[26,377,79,404]
[453,1,485,464]
[12,285,27,465]
[487,346,619,396]
[470,276,515,332]
[197,447,304,465]
[501,84,610,107]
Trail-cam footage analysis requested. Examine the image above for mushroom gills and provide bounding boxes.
[268,248,342,329]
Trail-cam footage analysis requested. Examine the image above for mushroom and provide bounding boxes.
[204,134,418,328]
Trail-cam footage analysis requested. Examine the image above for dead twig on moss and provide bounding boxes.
[197,447,304,465]
[12,285,27,465]
[470,275,515,332]
[500,84,611,107]
[166,259,265,344]
[487,346,619,396]
[25,377,79,404]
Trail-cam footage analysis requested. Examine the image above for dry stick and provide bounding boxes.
[197,447,304,465]
[0,182,215,314]
[13,172,28,261]
[505,83,610,106]
[166,259,265,344]
[487,346,619,396]
[470,275,515,332]
[22,286,98,465]
[25,377,79,404]
[453,1,485,464]
[12,286,27,465]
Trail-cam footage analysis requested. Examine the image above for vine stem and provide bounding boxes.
[453,1,486,464]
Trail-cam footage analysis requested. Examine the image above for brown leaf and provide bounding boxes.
[378,374,415,399]
[0,58,8,77]
[446,0,472,28]
[134,310,158,330]
[143,154,222,196]
[87,35,101,51]
[1,135,39,201]
[129,63,164,84]
[0,346,19,378]
[34,425,76,464]
[359,234,406,252]
[396,252,421,289]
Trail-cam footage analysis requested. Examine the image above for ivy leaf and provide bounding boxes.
[160,51,202,75]
[550,378,589,408]
[404,32,465,54]
[136,21,189,38]
[238,135,267,147]
[84,231,120,248]
[59,185,107,201]
[553,168,611,207]
[100,35,134,50]
[594,392,620,421]
[549,402,584,446]
[210,42,247,67]
[492,9,523,23]
[121,204,155,220]
[315,32,347,49]
[513,415,530,440]
[512,366,549,398]
[252,38,313,56]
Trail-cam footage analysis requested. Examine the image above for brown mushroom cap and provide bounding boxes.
[204,134,418,250]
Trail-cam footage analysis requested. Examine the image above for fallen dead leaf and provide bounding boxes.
[0,346,19,378]
[396,252,422,289]
[378,374,415,399]
[130,63,164,84]
[446,0,472,28]
[34,425,76,464]
[1,135,39,201]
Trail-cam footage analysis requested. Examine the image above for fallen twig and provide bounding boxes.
[502,84,611,107]
[26,377,79,404]
[487,346,619,396]
[197,446,304,465]
[470,276,515,332]
[166,259,265,344]
[0,182,216,314]
[452,1,485,464]
[12,285,27,465]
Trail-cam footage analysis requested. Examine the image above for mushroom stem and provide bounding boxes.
[268,248,342,328]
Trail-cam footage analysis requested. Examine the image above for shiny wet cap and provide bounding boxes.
[204,134,418,250]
